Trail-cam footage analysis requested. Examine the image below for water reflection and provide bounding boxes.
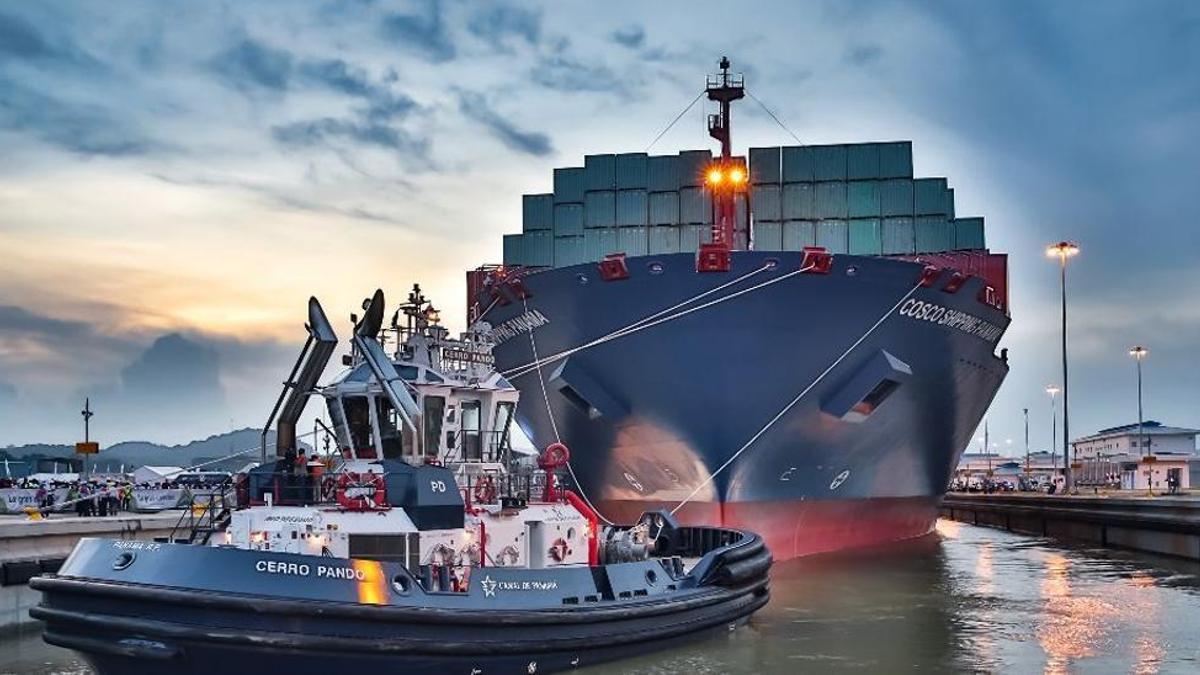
[3,521,1199,674]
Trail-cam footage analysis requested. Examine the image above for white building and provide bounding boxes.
[1071,421,1197,460]
[132,465,185,485]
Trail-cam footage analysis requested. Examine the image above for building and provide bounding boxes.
[1071,422,1197,491]
[1071,421,1198,460]
[132,465,184,485]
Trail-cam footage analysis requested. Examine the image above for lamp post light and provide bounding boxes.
[1129,346,1148,459]
[1047,241,1079,491]
[1046,385,1061,477]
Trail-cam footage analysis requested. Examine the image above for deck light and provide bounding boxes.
[1045,241,1079,259]
[729,167,746,184]
[706,168,724,185]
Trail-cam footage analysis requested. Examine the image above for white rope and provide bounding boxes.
[505,263,785,380]
[669,281,925,516]
[521,296,615,525]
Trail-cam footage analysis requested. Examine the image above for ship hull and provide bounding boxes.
[484,251,1009,560]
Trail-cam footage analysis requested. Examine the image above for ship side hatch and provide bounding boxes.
[822,350,911,423]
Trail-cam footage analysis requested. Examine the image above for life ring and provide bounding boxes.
[539,443,570,470]
[336,472,387,511]
[548,537,570,562]
[473,476,497,504]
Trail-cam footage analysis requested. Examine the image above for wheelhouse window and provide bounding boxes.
[423,396,446,460]
[492,401,515,461]
[375,397,407,460]
[341,395,376,459]
[461,400,482,461]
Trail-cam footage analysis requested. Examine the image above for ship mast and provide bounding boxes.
[697,57,746,272]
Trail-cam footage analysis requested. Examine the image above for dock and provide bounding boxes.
[941,492,1200,560]
[1,512,181,632]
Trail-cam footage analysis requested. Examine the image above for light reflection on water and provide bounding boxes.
[2,520,1199,674]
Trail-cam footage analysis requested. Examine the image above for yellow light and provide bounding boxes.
[729,167,746,184]
[1046,385,1060,396]
[1045,241,1080,258]
[706,168,723,185]
[1129,346,1147,359]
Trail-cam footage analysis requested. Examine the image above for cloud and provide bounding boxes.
[0,73,153,157]
[211,38,294,91]
[0,380,16,404]
[531,51,629,96]
[272,117,428,157]
[467,4,541,52]
[380,0,456,63]
[845,44,882,66]
[457,91,553,157]
[610,25,645,50]
[0,9,92,66]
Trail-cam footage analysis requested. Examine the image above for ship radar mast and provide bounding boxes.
[697,56,747,272]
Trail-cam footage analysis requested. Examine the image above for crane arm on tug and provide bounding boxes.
[352,289,421,439]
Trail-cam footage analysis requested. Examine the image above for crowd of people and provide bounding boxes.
[0,476,187,517]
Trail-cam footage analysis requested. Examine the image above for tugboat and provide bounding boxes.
[32,287,771,675]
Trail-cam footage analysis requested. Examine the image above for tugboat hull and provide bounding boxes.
[33,535,769,674]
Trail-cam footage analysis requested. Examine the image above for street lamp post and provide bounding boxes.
[1023,407,1030,475]
[1046,385,1060,479]
[1047,241,1079,491]
[1129,346,1148,458]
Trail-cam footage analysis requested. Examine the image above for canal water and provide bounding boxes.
[3,520,1198,674]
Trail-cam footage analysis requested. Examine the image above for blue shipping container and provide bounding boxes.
[783,220,816,250]
[553,167,585,204]
[749,146,781,184]
[751,184,781,221]
[523,193,553,231]
[585,154,616,191]
[679,187,712,224]
[584,190,616,228]
[554,202,584,237]
[754,221,783,250]
[615,190,648,227]
[648,155,680,192]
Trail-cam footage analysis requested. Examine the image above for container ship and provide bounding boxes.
[468,59,1010,560]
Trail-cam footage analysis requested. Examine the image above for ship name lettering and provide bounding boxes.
[317,565,367,581]
[490,310,550,346]
[897,300,1003,343]
[255,560,310,576]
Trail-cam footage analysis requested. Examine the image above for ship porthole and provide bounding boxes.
[112,552,136,570]
[645,569,658,586]
[647,261,665,275]
[846,265,859,277]
[576,274,589,285]
[391,574,410,594]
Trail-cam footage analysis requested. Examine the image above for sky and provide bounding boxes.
[1,0,1198,452]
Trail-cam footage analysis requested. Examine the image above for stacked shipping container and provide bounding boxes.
[504,142,988,267]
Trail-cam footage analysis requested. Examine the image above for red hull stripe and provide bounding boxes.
[596,497,941,561]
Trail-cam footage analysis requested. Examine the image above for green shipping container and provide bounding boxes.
[615,153,648,189]
[648,192,679,225]
[752,184,781,221]
[783,220,816,250]
[503,233,525,266]
[679,224,709,252]
[813,145,848,181]
[584,154,616,191]
[678,150,713,187]
[847,143,880,181]
[583,228,619,260]
[615,190,648,227]
[882,217,915,255]
[815,182,848,219]
[849,219,882,255]
[878,142,913,179]
[584,190,616,228]
[749,146,781,184]
[553,203,584,237]
[648,226,681,254]
[617,227,648,256]
[679,187,712,224]
[782,183,815,220]
[847,181,881,218]
[782,146,815,183]
[648,155,680,192]
[915,216,953,253]
[523,230,553,266]
[954,217,985,250]
[880,179,914,217]
[754,221,783,250]
[816,219,848,253]
[522,193,554,231]
[914,178,950,216]
[554,236,586,267]
[553,167,585,204]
